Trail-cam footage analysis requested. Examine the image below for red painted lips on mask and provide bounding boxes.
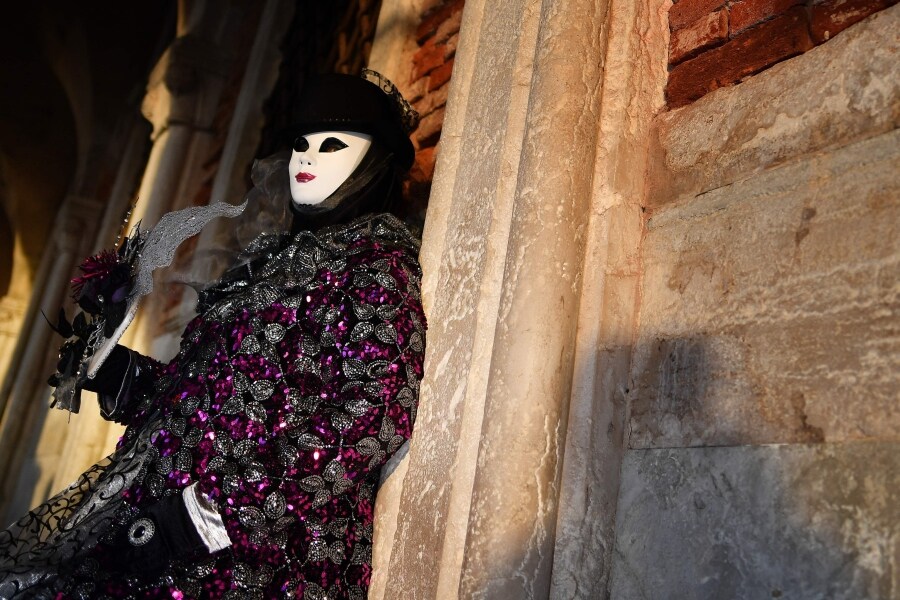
[295,172,316,183]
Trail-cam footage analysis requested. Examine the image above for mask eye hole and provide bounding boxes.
[319,137,349,153]
[293,137,309,152]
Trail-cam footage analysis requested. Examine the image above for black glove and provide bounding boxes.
[80,344,146,423]
[108,491,207,577]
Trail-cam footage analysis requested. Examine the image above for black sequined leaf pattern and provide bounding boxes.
[410,331,425,353]
[331,412,353,431]
[332,478,352,495]
[180,395,201,416]
[367,451,387,471]
[264,323,286,343]
[328,541,346,564]
[352,301,375,321]
[369,258,391,272]
[294,356,320,376]
[169,416,187,436]
[250,380,275,401]
[297,433,323,450]
[379,417,396,442]
[301,337,321,356]
[352,273,374,288]
[245,402,267,422]
[206,456,228,472]
[155,455,173,474]
[223,475,240,494]
[326,518,349,536]
[240,335,261,354]
[214,436,234,455]
[278,443,298,466]
[356,437,380,456]
[375,304,398,321]
[374,322,398,344]
[342,358,366,379]
[233,438,255,458]
[396,387,415,408]
[350,322,374,341]
[373,271,398,291]
[233,371,251,392]
[244,466,266,483]
[323,461,345,482]
[366,360,391,378]
[299,475,324,492]
[312,489,331,508]
[174,449,193,472]
[307,539,328,562]
[264,491,286,519]
[221,396,244,415]
[346,399,374,417]
[387,435,406,454]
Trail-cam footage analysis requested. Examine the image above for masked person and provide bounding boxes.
[0,71,426,600]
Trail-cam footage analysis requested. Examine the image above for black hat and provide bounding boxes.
[285,71,418,171]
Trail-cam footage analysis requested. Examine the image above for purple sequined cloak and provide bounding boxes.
[1,214,425,600]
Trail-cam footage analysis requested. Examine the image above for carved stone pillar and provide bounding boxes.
[369,0,670,597]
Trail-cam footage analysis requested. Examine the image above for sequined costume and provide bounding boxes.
[0,213,425,599]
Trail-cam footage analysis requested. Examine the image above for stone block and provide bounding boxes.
[631,129,900,448]
[810,0,895,43]
[729,0,805,35]
[669,0,727,30]
[667,7,813,108]
[651,6,899,207]
[669,9,728,65]
[610,442,899,599]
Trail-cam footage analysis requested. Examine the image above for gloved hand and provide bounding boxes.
[107,491,207,577]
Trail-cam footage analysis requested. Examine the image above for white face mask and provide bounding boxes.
[288,131,373,206]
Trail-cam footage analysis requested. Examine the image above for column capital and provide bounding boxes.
[141,34,230,139]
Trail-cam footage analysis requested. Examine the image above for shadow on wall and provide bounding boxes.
[613,290,896,595]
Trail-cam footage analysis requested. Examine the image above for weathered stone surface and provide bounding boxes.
[610,442,899,600]
[651,6,899,207]
[630,128,900,448]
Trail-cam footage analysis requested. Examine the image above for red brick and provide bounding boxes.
[434,6,463,44]
[412,38,446,80]
[669,0,727,30]
[428,57,455,91]
[667,7,814,108]
[809,0,895,43]
[409,146,438,184]
[669,9,728,65]
[415,81,451,117]
[416,0,465,44]
[729,0,805,35]
[415,107,446,148]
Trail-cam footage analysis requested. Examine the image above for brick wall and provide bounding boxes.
[404,0,464,215]
[667,0,898,108]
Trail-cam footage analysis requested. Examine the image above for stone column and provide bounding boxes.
[370,0,668,597]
